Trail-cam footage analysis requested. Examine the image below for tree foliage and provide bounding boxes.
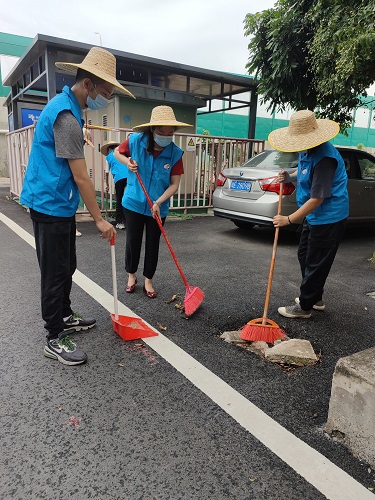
[244,0,375,132]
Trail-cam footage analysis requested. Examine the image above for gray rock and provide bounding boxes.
[246,341,269,357]
[220,331,248,343]
[264,339,317,366]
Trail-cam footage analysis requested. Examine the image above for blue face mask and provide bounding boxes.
[87,92,109,111]
[154,133,173,148]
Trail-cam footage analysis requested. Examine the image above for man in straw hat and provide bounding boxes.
[114,105,192,298]
[268,110,349,319]
[101,140,127,229]
[20,46,134,366]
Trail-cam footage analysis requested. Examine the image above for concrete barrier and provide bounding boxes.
[325,347,375,467]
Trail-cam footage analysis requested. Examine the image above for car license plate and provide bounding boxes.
[230,180,252,191]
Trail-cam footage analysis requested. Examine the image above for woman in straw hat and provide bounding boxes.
[268,110,349,319]
[101,141,127,229]
[20,47,134,366]
[114,105,192,298]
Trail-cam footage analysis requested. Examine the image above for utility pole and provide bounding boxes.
[94,32,102,46]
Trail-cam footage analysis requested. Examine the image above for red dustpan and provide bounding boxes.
[109,236,158,341]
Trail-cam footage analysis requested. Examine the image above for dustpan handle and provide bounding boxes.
[261,182,283,324]
[110,236,119,320]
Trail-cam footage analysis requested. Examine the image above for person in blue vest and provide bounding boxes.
[114,106,192,298]
[269,110,349,318]
[20,47,134,366]
[101,141,127,229]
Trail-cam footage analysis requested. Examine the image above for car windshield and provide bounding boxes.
[241,150,299,170]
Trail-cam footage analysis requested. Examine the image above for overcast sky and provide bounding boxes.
[0,0,276,74]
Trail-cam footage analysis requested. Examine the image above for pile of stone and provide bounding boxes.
[220,330,318,367]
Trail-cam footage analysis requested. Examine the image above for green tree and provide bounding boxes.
[244,0,375,132]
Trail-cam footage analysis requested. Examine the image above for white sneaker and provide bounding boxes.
[115,222,125,230]
[295,297,325,311]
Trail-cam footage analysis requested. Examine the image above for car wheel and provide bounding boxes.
[232,220,255,230]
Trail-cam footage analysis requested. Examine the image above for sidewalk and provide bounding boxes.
[0,177,10,186]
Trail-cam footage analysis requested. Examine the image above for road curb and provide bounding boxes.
[325,347,375,467]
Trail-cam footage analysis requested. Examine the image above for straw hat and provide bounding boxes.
[268,110,339,152]
[55,47,135,98]
[100,141,120,156]
[132,106,192,131]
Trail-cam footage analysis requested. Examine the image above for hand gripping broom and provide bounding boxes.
[240,182,287,343]
[134,167,204,316]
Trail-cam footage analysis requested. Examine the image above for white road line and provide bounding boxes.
[1,212,373,500]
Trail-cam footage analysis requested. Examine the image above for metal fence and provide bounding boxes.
[6,124,265,215]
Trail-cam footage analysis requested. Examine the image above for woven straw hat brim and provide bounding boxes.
[268,119,339,152]
[133,120,192,132]
[55,61,135,98]
[55,47,135,99]
[100,141,120,156]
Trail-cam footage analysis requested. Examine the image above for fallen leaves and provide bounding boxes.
[157,322,167,331]
[165,294,177,304]
[165,293,189,319]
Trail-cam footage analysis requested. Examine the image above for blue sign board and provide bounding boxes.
[21,108,42,127]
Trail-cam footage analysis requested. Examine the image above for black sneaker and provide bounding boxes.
[64,312,96,332]
[44,331,87,365]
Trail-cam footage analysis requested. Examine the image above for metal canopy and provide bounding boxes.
[5,33,258,136]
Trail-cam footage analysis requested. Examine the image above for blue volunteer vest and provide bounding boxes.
[296,142,349,224]
[20,86,84,216]
[106,150,128,184]
[122,133,184,218]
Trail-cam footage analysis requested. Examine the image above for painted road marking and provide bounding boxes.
[1,212,373,500]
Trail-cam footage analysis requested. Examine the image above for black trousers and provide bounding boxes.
[123,208,165,279]
[33,218,76,339]
[298,218,347,311]
[115,178,127,223]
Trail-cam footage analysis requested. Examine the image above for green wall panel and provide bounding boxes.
[0,32,33,97]
[197,113,375,148]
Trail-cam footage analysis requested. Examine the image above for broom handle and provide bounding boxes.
[110,236,119,320]
[261,182,283,324]
[134,169,190,288]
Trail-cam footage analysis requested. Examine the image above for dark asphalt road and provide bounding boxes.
[1,185,374,499]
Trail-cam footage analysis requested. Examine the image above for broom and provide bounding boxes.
[240,181,287,343]
[133,166,204,316]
